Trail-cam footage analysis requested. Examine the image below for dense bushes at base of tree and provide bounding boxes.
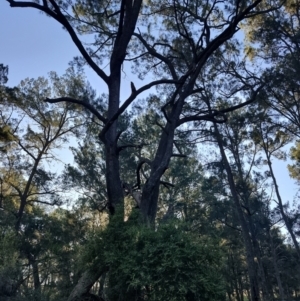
[79,210,226,301]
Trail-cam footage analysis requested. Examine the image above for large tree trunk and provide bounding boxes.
[68,2,143,299]
[140,124,176,224]
[102,75,124,215]
[101,0,143,216]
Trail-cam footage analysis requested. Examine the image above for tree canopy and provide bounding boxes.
[1,0,300,301]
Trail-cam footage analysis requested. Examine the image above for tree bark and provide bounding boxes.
[103,80,124,214]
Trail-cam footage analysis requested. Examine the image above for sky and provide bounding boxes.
[0,0,299,206]
[0,1,79,86]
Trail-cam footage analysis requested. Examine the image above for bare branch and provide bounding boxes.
[178,84,265,126]
[45,97,107,124]
[219,84,266,114]
[7,0,109,83]
[177,112,227,126]
[99,78,180,139]
[160,180,175,188]
[133,31,178,80]
[171,153,187,158]
[117,143,147,153]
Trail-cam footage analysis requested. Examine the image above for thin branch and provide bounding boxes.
[171,153,187,158]
[117,143,146,153]
[160,180,175,188]
[177,112,227,126]
[26,199,60,205]
[134,31,178,80]
[219,84,265,114]
[18,141,37,161]
[178,84,265,126]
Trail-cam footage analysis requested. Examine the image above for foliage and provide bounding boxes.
[81,210,226,301]
[2,0,300,299]
[288,141,300,182]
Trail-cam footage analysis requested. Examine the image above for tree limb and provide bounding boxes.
[7,0,109,83]
[45,97,107,124]
[99,78,180,139]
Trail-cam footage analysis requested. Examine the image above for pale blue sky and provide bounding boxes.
[0,1,79,86]
[0,0,298,206]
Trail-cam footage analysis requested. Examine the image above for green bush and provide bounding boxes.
[83,211,226,301]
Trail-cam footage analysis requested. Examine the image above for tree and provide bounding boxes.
[0,64,17,152]
[5,0,277,222]
[0,64,8,85]
[0,67,88,230]
[250,111,300,262]
[4,0,287,299]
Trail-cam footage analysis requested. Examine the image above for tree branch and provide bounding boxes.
[133,31,178,80]
[171,153,187,158]
[177,112,227,126]
[160,180,175,188]
[178,84,265,126]
[45,97,107,124]
[136,158,152,189]
[218,84,265,114]
[117,143,147,153]
[7,0,109,84]
[99,78,180,139]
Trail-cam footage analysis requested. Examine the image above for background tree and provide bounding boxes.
[0,67,89,230]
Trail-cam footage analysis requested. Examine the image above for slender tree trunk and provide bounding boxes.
[225,123,270,301]
[213,122,260,301]
[230,252,241,301]
[32,263,41,301]
[235,281,242,301]
[27,254,41,300]
[265,153,300,261]
[239,276,244,301]
[227,291,233,301]
[15,149,46,231]
[247,219,270,301]
[268,230,285,301]
[31,261,40,292]
[140,80,195,223]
